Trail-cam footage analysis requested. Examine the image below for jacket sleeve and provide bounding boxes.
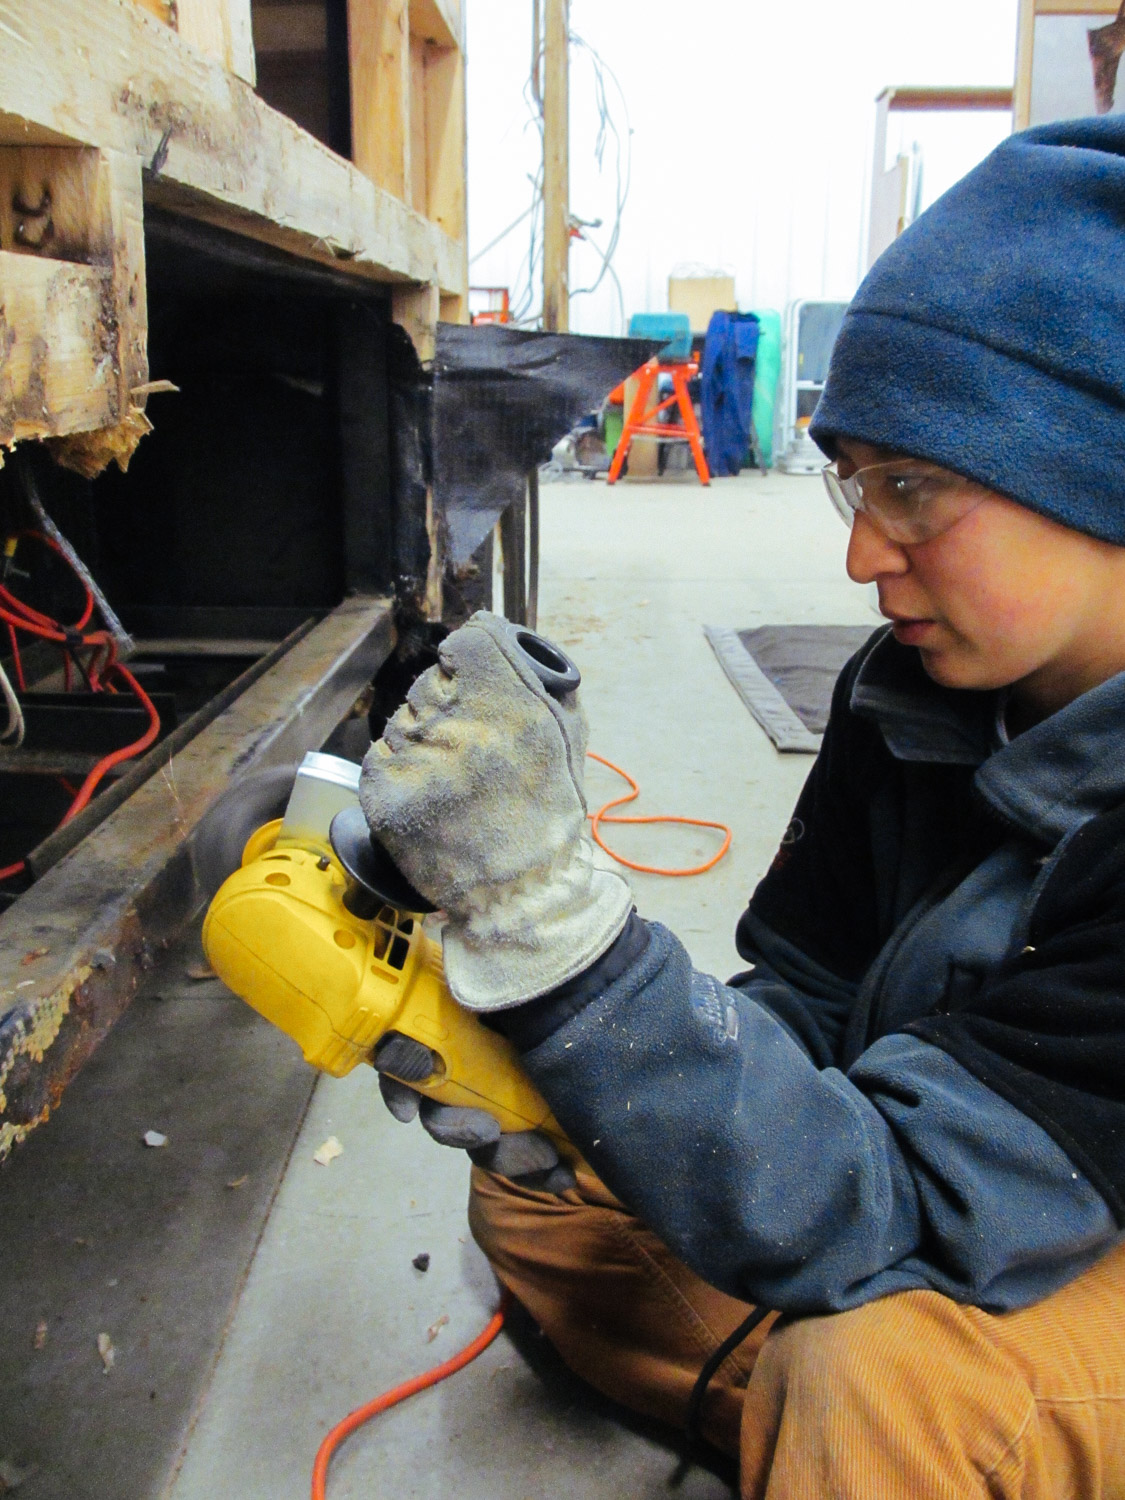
[517,919,1118,1316]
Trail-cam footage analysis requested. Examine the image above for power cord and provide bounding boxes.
[587,751,732,876]
[311,1291,511,1500]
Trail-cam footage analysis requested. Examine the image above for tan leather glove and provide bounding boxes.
[358,611,631,1010]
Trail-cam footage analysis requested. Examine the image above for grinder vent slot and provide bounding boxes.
[371,908,414,971]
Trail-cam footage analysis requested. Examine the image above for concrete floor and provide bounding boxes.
[169,467,876,1500]
[1,468,878,1500]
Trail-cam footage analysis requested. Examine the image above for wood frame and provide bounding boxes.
[0,0,468,469]
[1014,0,1122,128]
[866,86,1014,271]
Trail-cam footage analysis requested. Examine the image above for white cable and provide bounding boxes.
[469,201,537,267]
[567,33,632,329]
[0,657,25,747]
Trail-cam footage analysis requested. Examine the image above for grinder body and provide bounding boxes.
[203,813,576,1157]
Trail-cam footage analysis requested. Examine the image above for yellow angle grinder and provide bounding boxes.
[202,628,583,1163]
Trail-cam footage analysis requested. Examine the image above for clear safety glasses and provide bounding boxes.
[822,459,991,546]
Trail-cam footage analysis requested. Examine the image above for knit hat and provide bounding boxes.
[810,116,1125,544]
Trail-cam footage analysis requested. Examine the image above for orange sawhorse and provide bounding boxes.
[606,356,710,485]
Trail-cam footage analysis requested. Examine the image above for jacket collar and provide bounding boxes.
[851,628,1125,844]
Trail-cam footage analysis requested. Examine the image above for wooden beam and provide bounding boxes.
[883,86,1015,111]
[0,0,464,296]
[176,0,256,84]
[131,0,175,22]
[175,0,228,66]
[409,35,428,212]
[1013,0,1037,129]
[0,254,114,443]
[423,42,466,243]
[1035,0,1120,12]
[226,0,257,84]
[349,0,411,200]
[391,279,439,360]
[439,289,466,324]
[0,147,148,461]
[409,0,462,48]
[542,0,568,332]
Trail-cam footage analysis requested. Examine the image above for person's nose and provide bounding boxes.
[845,511,911,584]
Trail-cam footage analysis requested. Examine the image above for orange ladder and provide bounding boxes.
[606,356,710,485]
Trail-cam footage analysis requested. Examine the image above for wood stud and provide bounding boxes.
[0,0,467,467]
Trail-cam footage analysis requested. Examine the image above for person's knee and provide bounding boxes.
[755,1293,980,1414]
[744,1292,1034,1487]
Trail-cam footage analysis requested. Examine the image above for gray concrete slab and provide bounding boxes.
[169,470,875,1500]
[0,925,316,1500]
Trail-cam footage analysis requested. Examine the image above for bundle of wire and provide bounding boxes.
[0,529,161,882]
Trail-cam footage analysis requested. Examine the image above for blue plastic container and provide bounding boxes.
[628,311,692,361]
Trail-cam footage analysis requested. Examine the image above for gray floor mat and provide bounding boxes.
[704,624,876,752]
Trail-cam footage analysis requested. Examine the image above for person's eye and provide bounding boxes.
[886,473,936,505]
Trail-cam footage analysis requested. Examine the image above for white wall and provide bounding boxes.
[466,0,1019,335]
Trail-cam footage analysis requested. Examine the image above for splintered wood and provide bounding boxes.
[0,145,149,467]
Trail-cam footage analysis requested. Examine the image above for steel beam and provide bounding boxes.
[0,595,394,1158]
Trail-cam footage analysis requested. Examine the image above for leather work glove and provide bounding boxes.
[358,610,632,1011]
[373,1032,577,1194]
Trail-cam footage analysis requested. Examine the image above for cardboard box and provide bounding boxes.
[668,275,737,334]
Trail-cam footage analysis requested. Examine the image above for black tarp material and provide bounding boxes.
[432,325,660,565]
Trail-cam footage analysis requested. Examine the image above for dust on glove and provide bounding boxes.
[359,611,631,1010]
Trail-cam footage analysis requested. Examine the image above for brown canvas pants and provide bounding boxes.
[469,1165,1125,1498]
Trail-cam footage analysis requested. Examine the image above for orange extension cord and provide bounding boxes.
[0,530,161,882]
[311,759,732,1498]
[587,750,732,876]
[311,1292,512,1500]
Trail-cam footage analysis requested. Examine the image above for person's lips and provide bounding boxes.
[886,615,937,646]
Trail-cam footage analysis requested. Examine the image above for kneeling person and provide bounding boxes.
[361,116,1125,1497]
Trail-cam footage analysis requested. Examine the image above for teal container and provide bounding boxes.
[749,308,781,468]
[628,311,692,361]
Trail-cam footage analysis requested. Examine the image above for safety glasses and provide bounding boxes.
[822,459,991,545]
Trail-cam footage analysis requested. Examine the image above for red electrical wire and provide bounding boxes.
[60,663,160,822]
[6,621,25,691]
[0,532,161,883]
[586,751,732,877]
[310,1291,511,1500]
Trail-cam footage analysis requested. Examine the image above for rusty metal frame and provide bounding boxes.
[0,595,394,1158]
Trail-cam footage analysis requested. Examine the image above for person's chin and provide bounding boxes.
[916,644,994,692]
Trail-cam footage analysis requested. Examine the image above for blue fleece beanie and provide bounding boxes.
[810,116,1125,544]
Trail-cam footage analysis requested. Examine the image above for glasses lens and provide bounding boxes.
[821,466,856,529]
[847,462,988,544]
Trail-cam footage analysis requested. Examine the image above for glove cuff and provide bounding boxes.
[441,862,633,1011]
